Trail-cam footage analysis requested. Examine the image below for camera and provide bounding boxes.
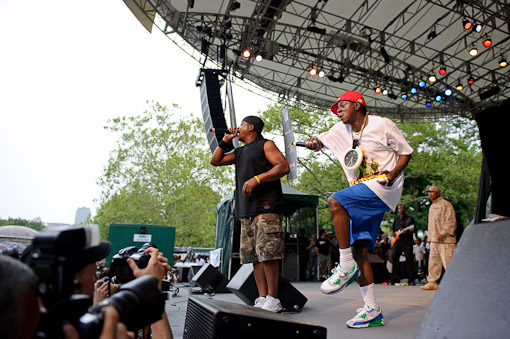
[78,275,164,337]
[109,243,154,284]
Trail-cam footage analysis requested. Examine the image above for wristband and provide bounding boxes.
[254,175,261,184]
[218,140,229,150]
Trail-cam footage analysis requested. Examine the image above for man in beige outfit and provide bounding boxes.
[421,185,457,290]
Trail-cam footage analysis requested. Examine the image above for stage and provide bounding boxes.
[165,281,436,339]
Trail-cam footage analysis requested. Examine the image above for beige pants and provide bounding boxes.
[427,242,456,283]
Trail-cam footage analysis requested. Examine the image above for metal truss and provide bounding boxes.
[131,0,510,120]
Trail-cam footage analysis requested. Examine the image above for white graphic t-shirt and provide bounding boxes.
[318,115,413,211]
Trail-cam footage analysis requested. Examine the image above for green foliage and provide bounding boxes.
[0,218,45,231]
[259,103,482,235]
[93,102,234,247]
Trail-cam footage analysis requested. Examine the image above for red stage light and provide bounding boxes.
[242,49,251,58]
[439,66,447,75]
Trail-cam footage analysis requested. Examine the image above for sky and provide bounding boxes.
[0,0,272,224]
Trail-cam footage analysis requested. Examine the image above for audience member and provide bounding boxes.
[414,238,426,282]
[317,229,333,280]
[306,234,318,281]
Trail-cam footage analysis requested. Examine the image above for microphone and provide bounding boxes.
[210,127,236,134]
[292,141,306,147]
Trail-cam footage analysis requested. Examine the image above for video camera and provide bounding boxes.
[22,226,165,338]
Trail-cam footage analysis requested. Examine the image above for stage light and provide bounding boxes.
[242,49,251,58]
[230,1,241,11]
[444,88,453,96]
[426,101,432,107]
[473,22,483,33]
[410,87,418,94]
[418,80,426,88]
[255,54,263,62]
[435,95,442,102]
[468,45,478,57]
[456,81,464,91]
[483,36,492,48]
[467,76,475,85]
[382,89,388,96]
[428,73,437,83]
[375,87,382,94]
[318,71,325,77]
[439,66,447,75]
[309,66,318,76]
[462,18,472,30]
[401,93,408,100]
[499,56,508,68]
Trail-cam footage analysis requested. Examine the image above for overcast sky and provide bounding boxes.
[0,0,272,224]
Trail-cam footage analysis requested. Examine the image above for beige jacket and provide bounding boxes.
[428,197,457,243]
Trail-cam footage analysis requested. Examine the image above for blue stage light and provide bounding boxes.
[418,80,426,88]
[401,93,408,100]
[444,88,453,96]
[435,95,442,102]
[426,102,432,107]
[411,87,418,94]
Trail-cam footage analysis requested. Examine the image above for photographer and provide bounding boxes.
[0,255,40,339]
[126,247,173,339]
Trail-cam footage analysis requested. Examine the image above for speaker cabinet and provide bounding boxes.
[226,263,307,310]
[183,296,326,339]
[198,69,233,154]
[191,263,230,293]
[417,220,510,338]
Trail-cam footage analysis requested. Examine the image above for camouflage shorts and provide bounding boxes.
[240,213,283,264]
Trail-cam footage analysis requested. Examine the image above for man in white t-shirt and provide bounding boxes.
[306,91,413,328]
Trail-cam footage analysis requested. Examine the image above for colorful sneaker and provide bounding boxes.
[320,262,360,294]
[253,296,266,308]
[261,295,282,313]
[345,304,384,328]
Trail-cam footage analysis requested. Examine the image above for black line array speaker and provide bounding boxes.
[198,69,233,154]
[191,263,230,293]
[226,263,307,309]
[183,296,326,339]
[416,220,510,339]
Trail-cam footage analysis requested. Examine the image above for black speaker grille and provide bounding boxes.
[183,297,215,339]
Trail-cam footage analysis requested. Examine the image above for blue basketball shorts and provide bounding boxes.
[330,183,390,251]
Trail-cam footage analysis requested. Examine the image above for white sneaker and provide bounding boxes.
[345,304,384,328]
[261,295,282,313]
[253,296,266,308]
[320,262,360,294]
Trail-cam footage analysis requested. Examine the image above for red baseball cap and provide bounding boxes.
[330,91,367,115]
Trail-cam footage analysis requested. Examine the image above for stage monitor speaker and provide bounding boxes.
[198,69,233,154]
[183,296,326,339]
[191,263,230,293]
[226,263,307,310]
[416,220,510,339]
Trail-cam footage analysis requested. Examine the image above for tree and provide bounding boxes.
[93,102,233,247]
[258,103,482,235]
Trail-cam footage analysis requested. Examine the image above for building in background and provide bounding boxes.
[74,206,91,225]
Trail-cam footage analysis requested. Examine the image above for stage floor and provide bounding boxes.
[165,281,436,339]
